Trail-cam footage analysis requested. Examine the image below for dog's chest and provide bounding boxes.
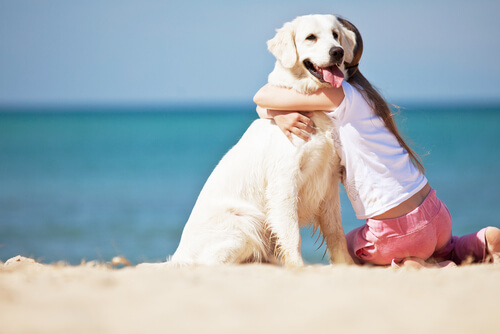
[295,134,335,222]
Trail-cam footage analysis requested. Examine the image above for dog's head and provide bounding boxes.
[267,14,357,92]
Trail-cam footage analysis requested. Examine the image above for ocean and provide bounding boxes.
[1,103,499,265]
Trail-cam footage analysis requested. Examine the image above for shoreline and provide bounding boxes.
[1,256,499,334]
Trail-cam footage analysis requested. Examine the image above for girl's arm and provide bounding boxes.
[256,106,272,119]
[253,84,344,142]
[253,83,344,111]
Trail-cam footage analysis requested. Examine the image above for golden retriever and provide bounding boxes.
[142,14,357,267]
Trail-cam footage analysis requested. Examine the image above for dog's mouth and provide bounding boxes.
[304,60,344,88]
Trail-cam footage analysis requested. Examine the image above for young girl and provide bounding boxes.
[253,18,500,267]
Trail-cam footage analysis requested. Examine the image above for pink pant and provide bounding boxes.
[346,189,487,265]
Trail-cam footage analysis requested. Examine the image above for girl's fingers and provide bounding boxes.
[290,127,311,141]
[273,111,317,142]
[296,117,316,134]
[298,114,316,131]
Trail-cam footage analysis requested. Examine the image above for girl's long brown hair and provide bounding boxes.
[338,17,425,174]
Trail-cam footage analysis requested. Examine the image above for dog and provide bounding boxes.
[267,14,356,94]
[146,14,357,267]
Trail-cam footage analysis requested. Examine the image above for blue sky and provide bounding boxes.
[1,0,499,106]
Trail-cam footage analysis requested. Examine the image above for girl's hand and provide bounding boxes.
[268,110,316,142]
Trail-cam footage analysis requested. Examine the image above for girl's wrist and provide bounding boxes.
[256,106,273,119]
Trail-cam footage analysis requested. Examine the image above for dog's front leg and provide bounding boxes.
[266,176,304,267]
[318,179,354,265]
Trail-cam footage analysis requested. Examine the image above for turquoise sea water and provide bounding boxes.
[0,103,499,264]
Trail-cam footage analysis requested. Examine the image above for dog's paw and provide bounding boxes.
[282,254,305,268]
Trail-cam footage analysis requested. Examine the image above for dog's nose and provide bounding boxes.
[329,47,344,61]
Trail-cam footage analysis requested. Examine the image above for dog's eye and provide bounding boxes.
[306,34,317,41]
[332,31,339,40]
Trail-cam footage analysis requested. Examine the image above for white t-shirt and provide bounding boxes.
[326,82,427,219]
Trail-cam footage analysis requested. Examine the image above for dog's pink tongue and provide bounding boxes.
[323,66,344,88]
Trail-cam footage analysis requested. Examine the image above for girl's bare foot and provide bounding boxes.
[485,227,500,264]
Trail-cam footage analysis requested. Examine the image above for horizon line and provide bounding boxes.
[1,97,500,112]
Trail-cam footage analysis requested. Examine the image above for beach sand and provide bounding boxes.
[1,256,499,334]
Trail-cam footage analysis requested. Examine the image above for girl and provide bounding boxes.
[253,18,500,267]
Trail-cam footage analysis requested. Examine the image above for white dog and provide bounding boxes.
[147,15,356,267]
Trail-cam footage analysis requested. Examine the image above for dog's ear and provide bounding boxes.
[338,25,357,64]
[337,17,363,69]
[267,22,298,68]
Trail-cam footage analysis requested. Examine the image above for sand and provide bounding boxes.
[1,255,499,334]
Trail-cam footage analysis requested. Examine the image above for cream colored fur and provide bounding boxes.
[142,15,356,267]
[267,14,356,93]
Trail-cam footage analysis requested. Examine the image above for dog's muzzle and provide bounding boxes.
[303,46,345,89]
[329,47,344,63]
